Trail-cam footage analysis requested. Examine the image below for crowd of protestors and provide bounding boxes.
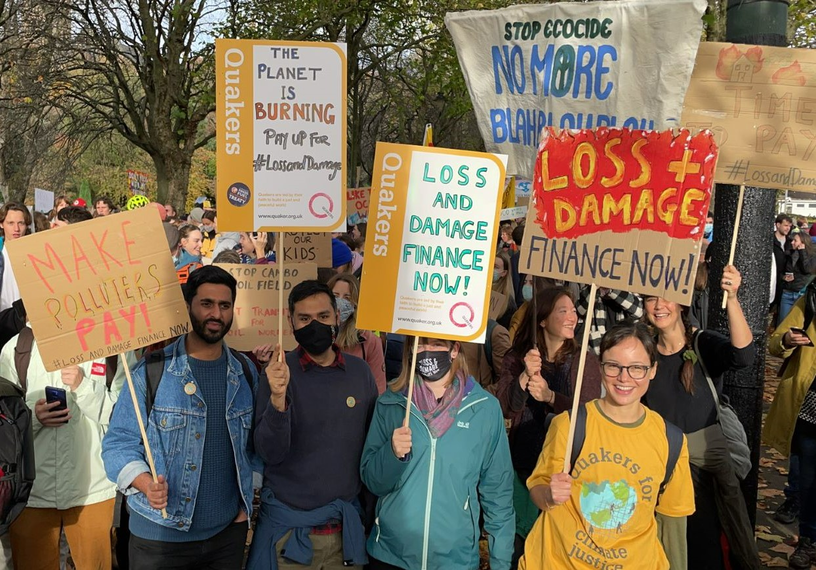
[0,191,812,570]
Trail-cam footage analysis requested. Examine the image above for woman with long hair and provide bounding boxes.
[495,287,602,564]
[327,273,386,394]
[174,224,203,270]
[519,322,695,570]
[642,264,761,570]
[779,228,816,324]
[360,336,514,570]
[493,251,517,329]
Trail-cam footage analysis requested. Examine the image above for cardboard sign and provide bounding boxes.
[218,263,317,351]
[357,143,507,342]
[127,170,149,196]
[216,40,347,231]
[519,128,717,305]
[488,291,507,321]
[34,188,54,214]
[445,0,707,179]
[7,208,190,371]
[682,42,816,193]
[347,187,371,226]
[281,232,332,267]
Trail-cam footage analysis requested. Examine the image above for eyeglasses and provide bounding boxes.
[600,362,651,380]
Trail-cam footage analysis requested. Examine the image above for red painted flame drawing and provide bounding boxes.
[716,45,764,80]
[772,61,807,86]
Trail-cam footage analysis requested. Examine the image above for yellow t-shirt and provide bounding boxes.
[519,401,694,570]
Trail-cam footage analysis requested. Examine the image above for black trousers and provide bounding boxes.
[129,521,248,570]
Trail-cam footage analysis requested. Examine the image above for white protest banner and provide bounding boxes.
[500,206,527,220]
[7,208,190,371]
[216,40,347,231]
[445,0,706,178]
[357,143,507,342]
[218,263,317,351]
[34,188,54,213]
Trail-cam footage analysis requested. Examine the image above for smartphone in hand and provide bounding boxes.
[45,386,68,412]
[789,327,814,347]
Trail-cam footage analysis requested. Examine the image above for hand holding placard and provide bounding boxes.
[266,344,290,412]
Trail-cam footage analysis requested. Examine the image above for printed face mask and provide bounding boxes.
[336,297,355,324]
[416,350,453,381]
[294,320,336,355]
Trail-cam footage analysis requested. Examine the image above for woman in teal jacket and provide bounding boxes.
[361,336,515,570]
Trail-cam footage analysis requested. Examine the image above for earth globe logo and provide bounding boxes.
[579,480,637,535]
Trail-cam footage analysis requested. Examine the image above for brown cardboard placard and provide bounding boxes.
[7,208,190,372]
[281,232,332,267]
[489,291,507,321]
[218,263,318,351]
[519,128,717,305]
[682,42,816,193]
[347,187,370,226]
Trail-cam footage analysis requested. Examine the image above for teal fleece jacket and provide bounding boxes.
[361,379,515,570]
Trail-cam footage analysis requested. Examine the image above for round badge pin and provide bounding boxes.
[184,383,197,396]
[346,396,356,408]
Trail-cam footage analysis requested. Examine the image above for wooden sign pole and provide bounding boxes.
[721,185,745,309]
[278,232,285,362]
[405,336,420,427]
[563,283,597,473]
[122,357,167,519]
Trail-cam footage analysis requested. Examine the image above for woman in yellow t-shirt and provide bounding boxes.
[520,321,695,570]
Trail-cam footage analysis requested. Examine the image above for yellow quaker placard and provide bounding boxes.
[6,208,190,372]
[216,39,347,232]
[357,143,507,342]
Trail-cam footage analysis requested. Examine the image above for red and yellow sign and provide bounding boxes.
[520,128,717,304]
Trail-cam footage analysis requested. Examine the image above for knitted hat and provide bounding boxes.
[189,207,205,224]
[331,238,353,268]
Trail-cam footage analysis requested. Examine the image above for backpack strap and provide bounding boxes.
[544,404,588,476]
[144,351,166,419]
[14,327,34,393]
[570,404,588,473]
[105,355,119,389]
[227,348,254,390]
[658,420,685,503]
[693,330,722,420]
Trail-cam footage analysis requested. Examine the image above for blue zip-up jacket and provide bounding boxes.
[102,336,258,531]
[361,379,515,570]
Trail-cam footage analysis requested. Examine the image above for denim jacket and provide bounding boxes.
[102,336,258,531]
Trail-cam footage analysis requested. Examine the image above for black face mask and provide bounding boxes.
[415,350,453,381]
[294,320,336,355]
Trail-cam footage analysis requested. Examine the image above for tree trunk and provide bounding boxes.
[152,150,192,213]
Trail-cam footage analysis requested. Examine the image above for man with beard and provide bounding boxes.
[102,266,258,570]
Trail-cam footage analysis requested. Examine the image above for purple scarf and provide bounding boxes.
[411,371,474,438]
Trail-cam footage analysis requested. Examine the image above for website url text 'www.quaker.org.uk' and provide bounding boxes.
[397,316,443,327]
